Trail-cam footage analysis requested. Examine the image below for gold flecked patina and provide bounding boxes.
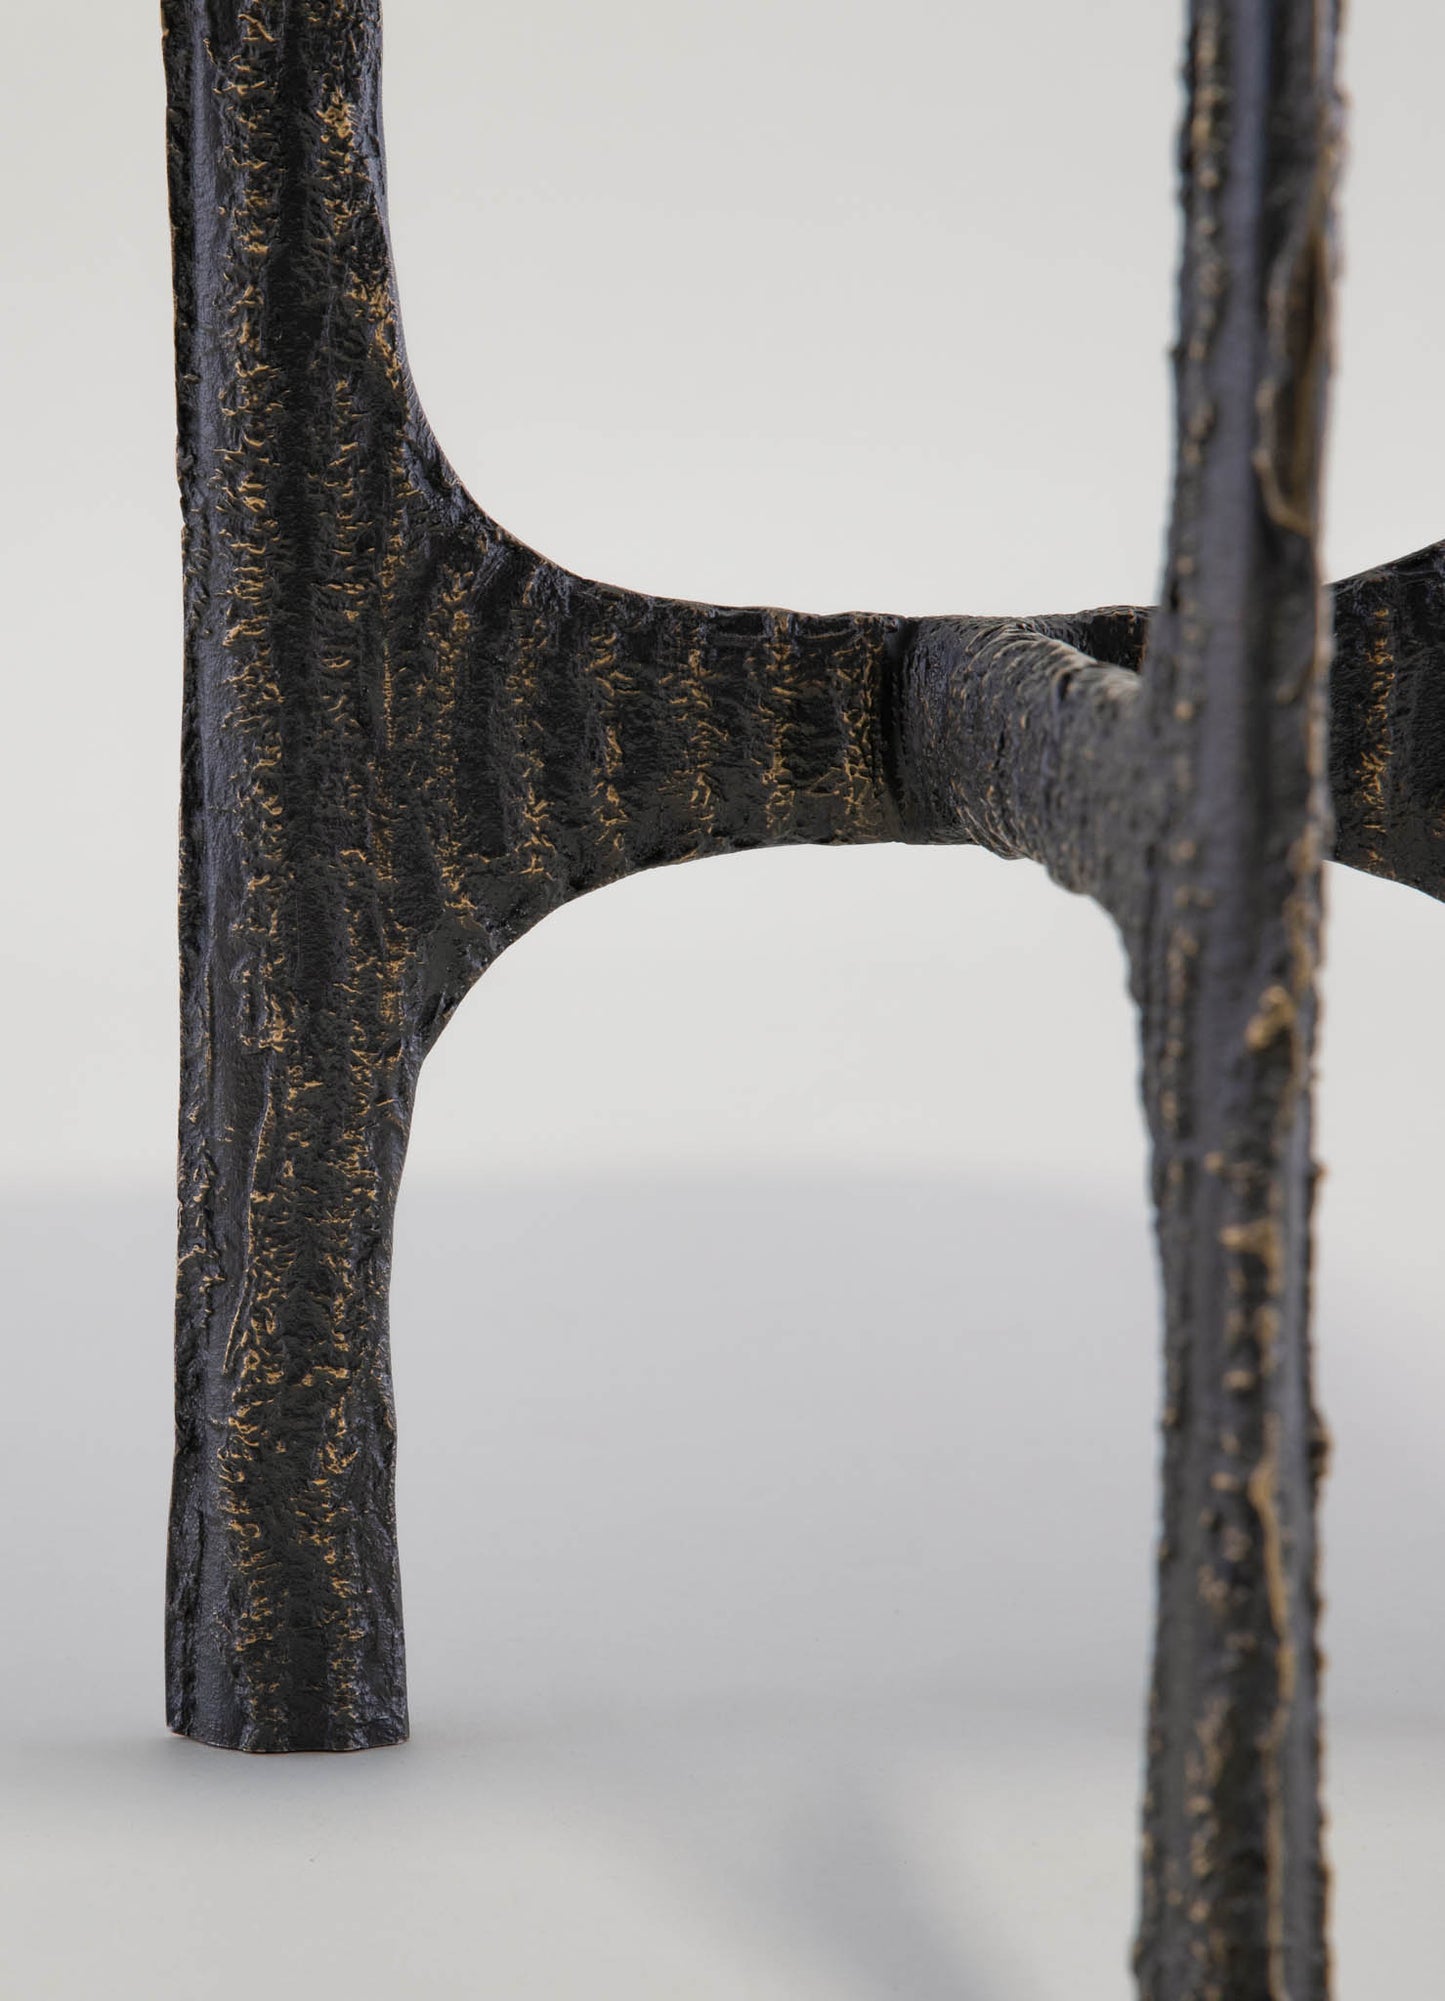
[162,4,1436,1994]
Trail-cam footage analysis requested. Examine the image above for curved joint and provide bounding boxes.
[894,617,1146,923]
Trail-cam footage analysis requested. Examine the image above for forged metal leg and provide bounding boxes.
[159,14,1368,1993]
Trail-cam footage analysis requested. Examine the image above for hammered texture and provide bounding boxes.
[159,25,1427,2000]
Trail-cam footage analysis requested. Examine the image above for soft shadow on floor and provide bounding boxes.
[0,1178,1439,1997]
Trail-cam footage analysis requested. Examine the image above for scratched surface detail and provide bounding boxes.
[164,5,1434,1994]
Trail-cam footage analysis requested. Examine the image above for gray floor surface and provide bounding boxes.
[2,1178,1440,1996]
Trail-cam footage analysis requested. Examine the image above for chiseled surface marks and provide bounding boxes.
[994,564,1445,912]
[161,0,1134,1756]
[1329,540,1445,899]
[153,6,1372,1992]
[1127,5,1339,1998]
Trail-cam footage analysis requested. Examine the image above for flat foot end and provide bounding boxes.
[167,1705,409,1754]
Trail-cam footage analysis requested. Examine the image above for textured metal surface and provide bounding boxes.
[161,1,1433,1992]
[161,0,1137,1758]
[1126,9,1337,1994]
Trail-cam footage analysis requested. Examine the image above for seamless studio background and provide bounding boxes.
[2,1,1442,1995]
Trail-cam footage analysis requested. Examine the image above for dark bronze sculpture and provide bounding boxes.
[162,0,1440,1991]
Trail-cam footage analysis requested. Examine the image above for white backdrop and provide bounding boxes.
[2,3,1442,1995]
